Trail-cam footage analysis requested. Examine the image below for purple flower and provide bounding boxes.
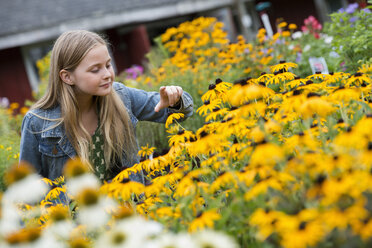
[345,3,359,14]
[338,7,345,13]
[296,52,302,63]
[125,65,143,79]
[349,16,358,23]
[362,8,371,14]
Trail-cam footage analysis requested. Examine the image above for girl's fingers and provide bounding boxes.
[168,86,178,106]
[159,85,183,108]
[176,86,183,99]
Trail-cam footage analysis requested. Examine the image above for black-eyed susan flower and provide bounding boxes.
[138,144,155,158]
[209,171,238,193]
[249,209,283,240]
[196,99,222,116]
[168,129,195,146]
[270,61,298,73]
[345,72,371,87]
[358,63,372,74]
[188,209,221,232]
[278,214,325,248]
[205,108,228,122]
[322,72,348,85]
[201,84,218,102]
[306,72,327,81]
[165,113,185,128]
[285,76,307,89]
[299,97,335,118]
[328,88,361,102]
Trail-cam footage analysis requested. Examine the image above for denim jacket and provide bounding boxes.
[19,82,193,183]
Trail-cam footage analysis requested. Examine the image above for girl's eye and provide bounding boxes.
[106,63,111,69]
[91,68,99,73]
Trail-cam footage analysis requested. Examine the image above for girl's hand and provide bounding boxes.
[154,86,183,112]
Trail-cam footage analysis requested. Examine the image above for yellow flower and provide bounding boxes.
[328,88,361,102]
[5,227,42,245]
[168,129,195,146]
[9,102,19,110]
[322,72,347,85]
[278,22,287,28]
[111,204,134,220]
[345,72,371,87]
[138,144,155,157]
[299,97,335,118]
[270,61,298,73]
[289,23,297,30]
[196,99,222,116]
[76,188,100,207]
[188,209,221,232]
[45,186,67,201]
[286,77,307,88]
[20,106,29,115]
[201,84,219,102]
[4,161,35,186]
[358,63,372,74]
[281,31,291,37]
[63,158,90,179]
[205,108,228,122]
[165,113,185,128]
[250,209,284,240]
[45,204,70,223]
[100,180,145,201]
[68,236,91,248]
[209,171,238,193]
[279,217,325,248]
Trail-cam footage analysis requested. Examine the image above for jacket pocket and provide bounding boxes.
[39,137,65,157]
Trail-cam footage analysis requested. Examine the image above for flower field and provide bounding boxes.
[1,4,372,248]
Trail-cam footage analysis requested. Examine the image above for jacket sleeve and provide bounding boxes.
[123,84,193,123]
[19,113,43,175]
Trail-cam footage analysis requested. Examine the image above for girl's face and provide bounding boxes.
[69,44,115,97]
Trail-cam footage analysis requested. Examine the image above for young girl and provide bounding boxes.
[19,30,193,183]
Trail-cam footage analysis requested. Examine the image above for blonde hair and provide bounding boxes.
[32,30,137,172]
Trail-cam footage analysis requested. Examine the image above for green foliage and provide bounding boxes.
[324,6,372,72]
[0,108,22,191]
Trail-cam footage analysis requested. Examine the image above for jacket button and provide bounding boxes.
[52,145,58,155]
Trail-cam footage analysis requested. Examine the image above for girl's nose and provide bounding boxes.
[103,67,112,78]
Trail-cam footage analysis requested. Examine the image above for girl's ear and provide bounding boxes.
[60,69,74,85]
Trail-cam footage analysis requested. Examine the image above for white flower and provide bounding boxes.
[292,31,302,39]
[303,44,311,52]
[3,174,49,204]
[96,216,163,248]
[116,216,163,240]
[329,51,340,58]
[66,173,100,196]
[323,34,333,44]
[193,229,239,248]
[95,226,136,248]
[145,232,197,248]
[77,199,111,230]
[0,202,22,235]
[44,220,76,240]
[1,228,63,248]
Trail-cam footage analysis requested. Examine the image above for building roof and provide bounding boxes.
[0,0,234,50]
